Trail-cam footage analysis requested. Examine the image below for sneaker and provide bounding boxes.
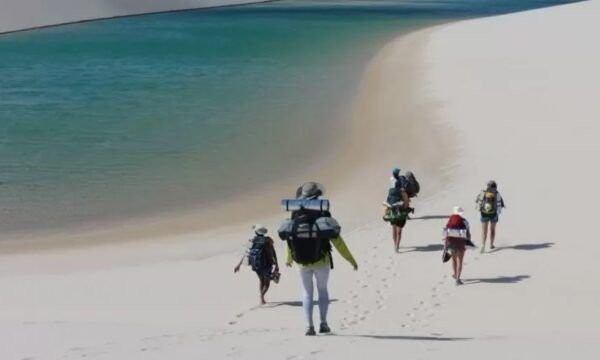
[319,322,331,334]
[490,244,496,250]
[455,279,463,286]
[480,246,485,254]
[305,326,316,336]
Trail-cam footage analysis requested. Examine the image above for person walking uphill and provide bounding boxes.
[234,224,280,305]
[444,206,471,285]
[279,182,358,336]
[476,180,506,253]
[383,167,412,252]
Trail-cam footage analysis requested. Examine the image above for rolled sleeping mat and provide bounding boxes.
[443,228,469,239]
[281,198,330,212]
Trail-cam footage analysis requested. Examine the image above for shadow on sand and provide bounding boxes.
[268,299,339,308]
[463,275,530,285]
[491,243,554,252]
[400,244,445,253]
[335,334,472,341]
[409,215,448,221]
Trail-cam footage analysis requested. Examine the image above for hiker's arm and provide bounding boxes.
[286,244,293,267]
[269,238,279,270]
[331,236,358,270]
[401,190,410,209]
[234,254,245,273]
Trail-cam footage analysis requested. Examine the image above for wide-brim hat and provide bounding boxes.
[296,182,325,199]
[253,224,268,235]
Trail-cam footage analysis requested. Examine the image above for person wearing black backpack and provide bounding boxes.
[475,180,506,253]
[234,224,279,305]
[383,168,412,253]
[281,182,358,336]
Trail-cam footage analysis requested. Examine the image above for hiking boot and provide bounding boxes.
[455,279,464,286]
[305,326,316,336]
[319,322,331,334]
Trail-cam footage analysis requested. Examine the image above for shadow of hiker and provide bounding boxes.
[409,215,448,221]
[401,244,444,253]
[269,299,339,307]
[492,243,554,252]
[334,334,472,341]
[463,275,530,285]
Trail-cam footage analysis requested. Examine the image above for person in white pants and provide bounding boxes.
[287,235,357,336]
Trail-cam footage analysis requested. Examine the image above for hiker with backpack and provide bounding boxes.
[383,167,417,252]
[443,206,471,285]
[476,180,506,253]
[234,224,280,305]
[279,182,358,336]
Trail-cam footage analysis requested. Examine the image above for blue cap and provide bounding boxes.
[392,167,401,176]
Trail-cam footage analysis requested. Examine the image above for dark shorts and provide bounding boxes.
[391,217,407,228]
[480,213,499,224]
[254,266,272,279]
[447,238,466,251]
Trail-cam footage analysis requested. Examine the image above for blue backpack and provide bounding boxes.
[248,236,269,271]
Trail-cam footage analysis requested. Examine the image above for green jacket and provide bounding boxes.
[286,236,357,269]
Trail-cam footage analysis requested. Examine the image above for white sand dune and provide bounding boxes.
[2,0,600,359]
[0,0,267,33]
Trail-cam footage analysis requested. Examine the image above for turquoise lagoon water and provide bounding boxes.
[0,0,577,233]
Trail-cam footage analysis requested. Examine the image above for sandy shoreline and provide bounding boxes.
[0,21,454,256]
[2,0,600,358]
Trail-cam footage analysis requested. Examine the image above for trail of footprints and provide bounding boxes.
[340,229,487,338]
[340,230,395,329]
[223,225,489,359]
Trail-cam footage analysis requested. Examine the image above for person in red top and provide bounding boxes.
[444,206,471,285]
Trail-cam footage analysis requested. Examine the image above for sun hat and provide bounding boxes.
[453,206,465,216]
[252,224,268,235]
[298,182,325,199]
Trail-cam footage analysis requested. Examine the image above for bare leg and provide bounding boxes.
[490,222,497,248]
[481,221,489,253]
[396,226,403,250]
[258,275,270,305]
[451,251,458,279]
[392,225,399,252]
[457,250,465,280]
